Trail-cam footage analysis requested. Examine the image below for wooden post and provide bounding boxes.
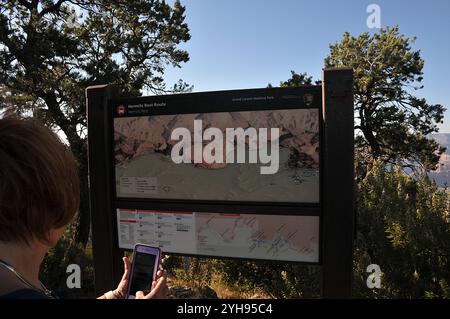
[321,68,355,298]
[86,84,123,295]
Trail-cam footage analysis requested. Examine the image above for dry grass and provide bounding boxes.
[167,271,271,299]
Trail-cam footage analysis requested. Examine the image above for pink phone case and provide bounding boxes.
[126,244,161,299]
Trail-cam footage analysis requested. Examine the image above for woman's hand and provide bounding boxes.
[135,270,169,299]
[113,256,168,299]
[112,256,132,299]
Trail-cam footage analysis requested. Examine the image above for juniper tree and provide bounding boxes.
[325,26,445,171]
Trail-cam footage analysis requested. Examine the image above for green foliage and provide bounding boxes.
[166,256,215,288]
[0,0,192,244]
[354,159,450,298]
[325,26,445,170]
[39,227,95,298]
[268,71,318,88]
[267,71,312,88]
[164,255,322,298]
[280,71,313,87]
[215,260,321,299]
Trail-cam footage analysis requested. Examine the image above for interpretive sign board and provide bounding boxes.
[87,68,354,297]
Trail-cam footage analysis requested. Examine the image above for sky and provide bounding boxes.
[163,0,450,132]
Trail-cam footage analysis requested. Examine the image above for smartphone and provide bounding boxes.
[126,244,161,299]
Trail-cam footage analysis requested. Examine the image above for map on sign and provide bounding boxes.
[114,108,319,203]
[116,209,319,262]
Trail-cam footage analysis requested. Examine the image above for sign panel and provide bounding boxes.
[112,89,320,204]
[110,87,322,263]
[114,109,319,203]
[116,209,320,263]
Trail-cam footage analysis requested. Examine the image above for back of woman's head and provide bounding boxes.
[0,116,80,245]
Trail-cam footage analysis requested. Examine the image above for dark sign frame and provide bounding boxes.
[86,67,354,298]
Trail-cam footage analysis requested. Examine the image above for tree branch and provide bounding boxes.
[40,0,67,16]
[17,0,35,11]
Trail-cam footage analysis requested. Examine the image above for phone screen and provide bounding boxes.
[128,251,157,297]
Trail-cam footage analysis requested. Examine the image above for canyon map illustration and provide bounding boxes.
[114,108,319,203]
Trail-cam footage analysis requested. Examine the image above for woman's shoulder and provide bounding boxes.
[0,288,54,299]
